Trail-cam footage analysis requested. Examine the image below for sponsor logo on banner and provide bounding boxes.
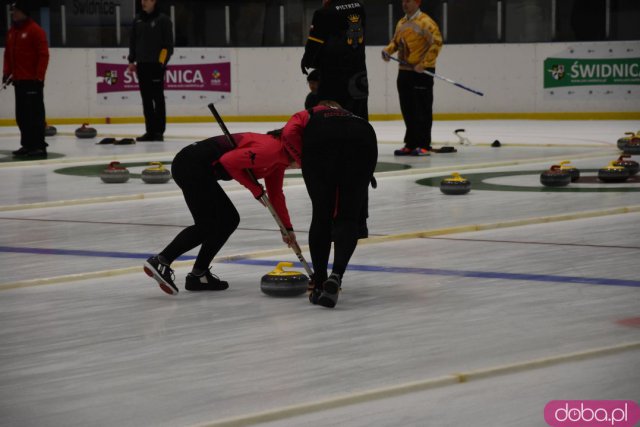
[96,50,231,104]
[544,57,640,88]
[544,400,640,427]
[543,44,639,99]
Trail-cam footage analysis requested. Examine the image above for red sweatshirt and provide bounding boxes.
[3,18,49,81]
[218,132,294,230]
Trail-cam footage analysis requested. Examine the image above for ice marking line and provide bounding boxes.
[0,191,182,211]
[0,246,195,259]
[1,247,639,289]
[0,216,301,233]
[2,205,640,290]
[426,236,640,250]
[0,151,178,169]
[360,204,640,246]
[231,259,640,288]
[190,342,640,427]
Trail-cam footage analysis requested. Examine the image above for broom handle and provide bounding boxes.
[207,103,314,277]
[260,194,314,276]
[387,56,484,96]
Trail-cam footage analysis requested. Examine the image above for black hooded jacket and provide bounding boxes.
[128,9,174,65]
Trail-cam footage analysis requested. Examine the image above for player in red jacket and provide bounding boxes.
[143,132,298,296]
[3,1,50,158]
[280,102,378,308]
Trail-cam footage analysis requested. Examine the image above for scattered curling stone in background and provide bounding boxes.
[616,131,638,151]
[598,161,629,183]
[260,262,309,297]
[141,161,172,184]
[75,123,97,139]
[100,161,130,183]
[540,165,571,187]
[440,172,471,195]
[559,160,580,182]
[613,155,639,176]
[622,135,640,155]
[44,123,57,137]
[491,140,501,147]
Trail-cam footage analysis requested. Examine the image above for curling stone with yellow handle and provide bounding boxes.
[598,161,630,183]
[623,134,640,155]
[141,161,172,184]
[616,131,639,151]
[440,172,471,195]
[540,165,571,187]
[559,160,580,182]
[260,262,309,297]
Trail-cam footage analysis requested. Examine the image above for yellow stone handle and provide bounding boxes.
[274,261,293,274]
[146,161,167,171]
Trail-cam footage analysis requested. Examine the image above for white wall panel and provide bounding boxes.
[0,41,637,120]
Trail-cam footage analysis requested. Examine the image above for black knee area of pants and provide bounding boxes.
[332,217,359,241]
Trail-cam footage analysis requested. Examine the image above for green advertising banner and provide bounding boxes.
[544,57,640,88]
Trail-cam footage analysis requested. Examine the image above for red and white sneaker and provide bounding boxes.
[143,256,178,295]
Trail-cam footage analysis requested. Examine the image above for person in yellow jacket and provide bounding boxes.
[382,0,442,156]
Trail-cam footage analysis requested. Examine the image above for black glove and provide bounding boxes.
[300,59,308,75]
[2,75,10,86]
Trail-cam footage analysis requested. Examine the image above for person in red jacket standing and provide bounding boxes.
[143,132,298,296]
[3,0,50,158]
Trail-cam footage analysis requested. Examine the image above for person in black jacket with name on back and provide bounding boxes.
[128,0,173,142]
[301,0,368,120]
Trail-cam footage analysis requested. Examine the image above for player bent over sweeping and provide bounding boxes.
[279,102,378,308]
[144,133,298,295]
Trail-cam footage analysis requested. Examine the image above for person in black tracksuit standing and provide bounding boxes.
[128,0,173,142]
[301,0,369,120]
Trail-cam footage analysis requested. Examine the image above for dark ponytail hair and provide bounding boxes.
[267,128,283,138]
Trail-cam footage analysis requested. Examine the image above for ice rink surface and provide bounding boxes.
[1,119,639,426]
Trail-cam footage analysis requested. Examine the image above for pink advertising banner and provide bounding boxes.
[96,49,231,105]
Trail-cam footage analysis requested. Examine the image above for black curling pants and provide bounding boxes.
[137,62,166,136]
[14,80,46,150]
[301,116,377,281]
[397,69,434,149]
[159,147,240,271]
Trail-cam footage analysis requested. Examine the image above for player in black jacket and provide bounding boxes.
[128,0,173,142]
[301,0,369,119]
